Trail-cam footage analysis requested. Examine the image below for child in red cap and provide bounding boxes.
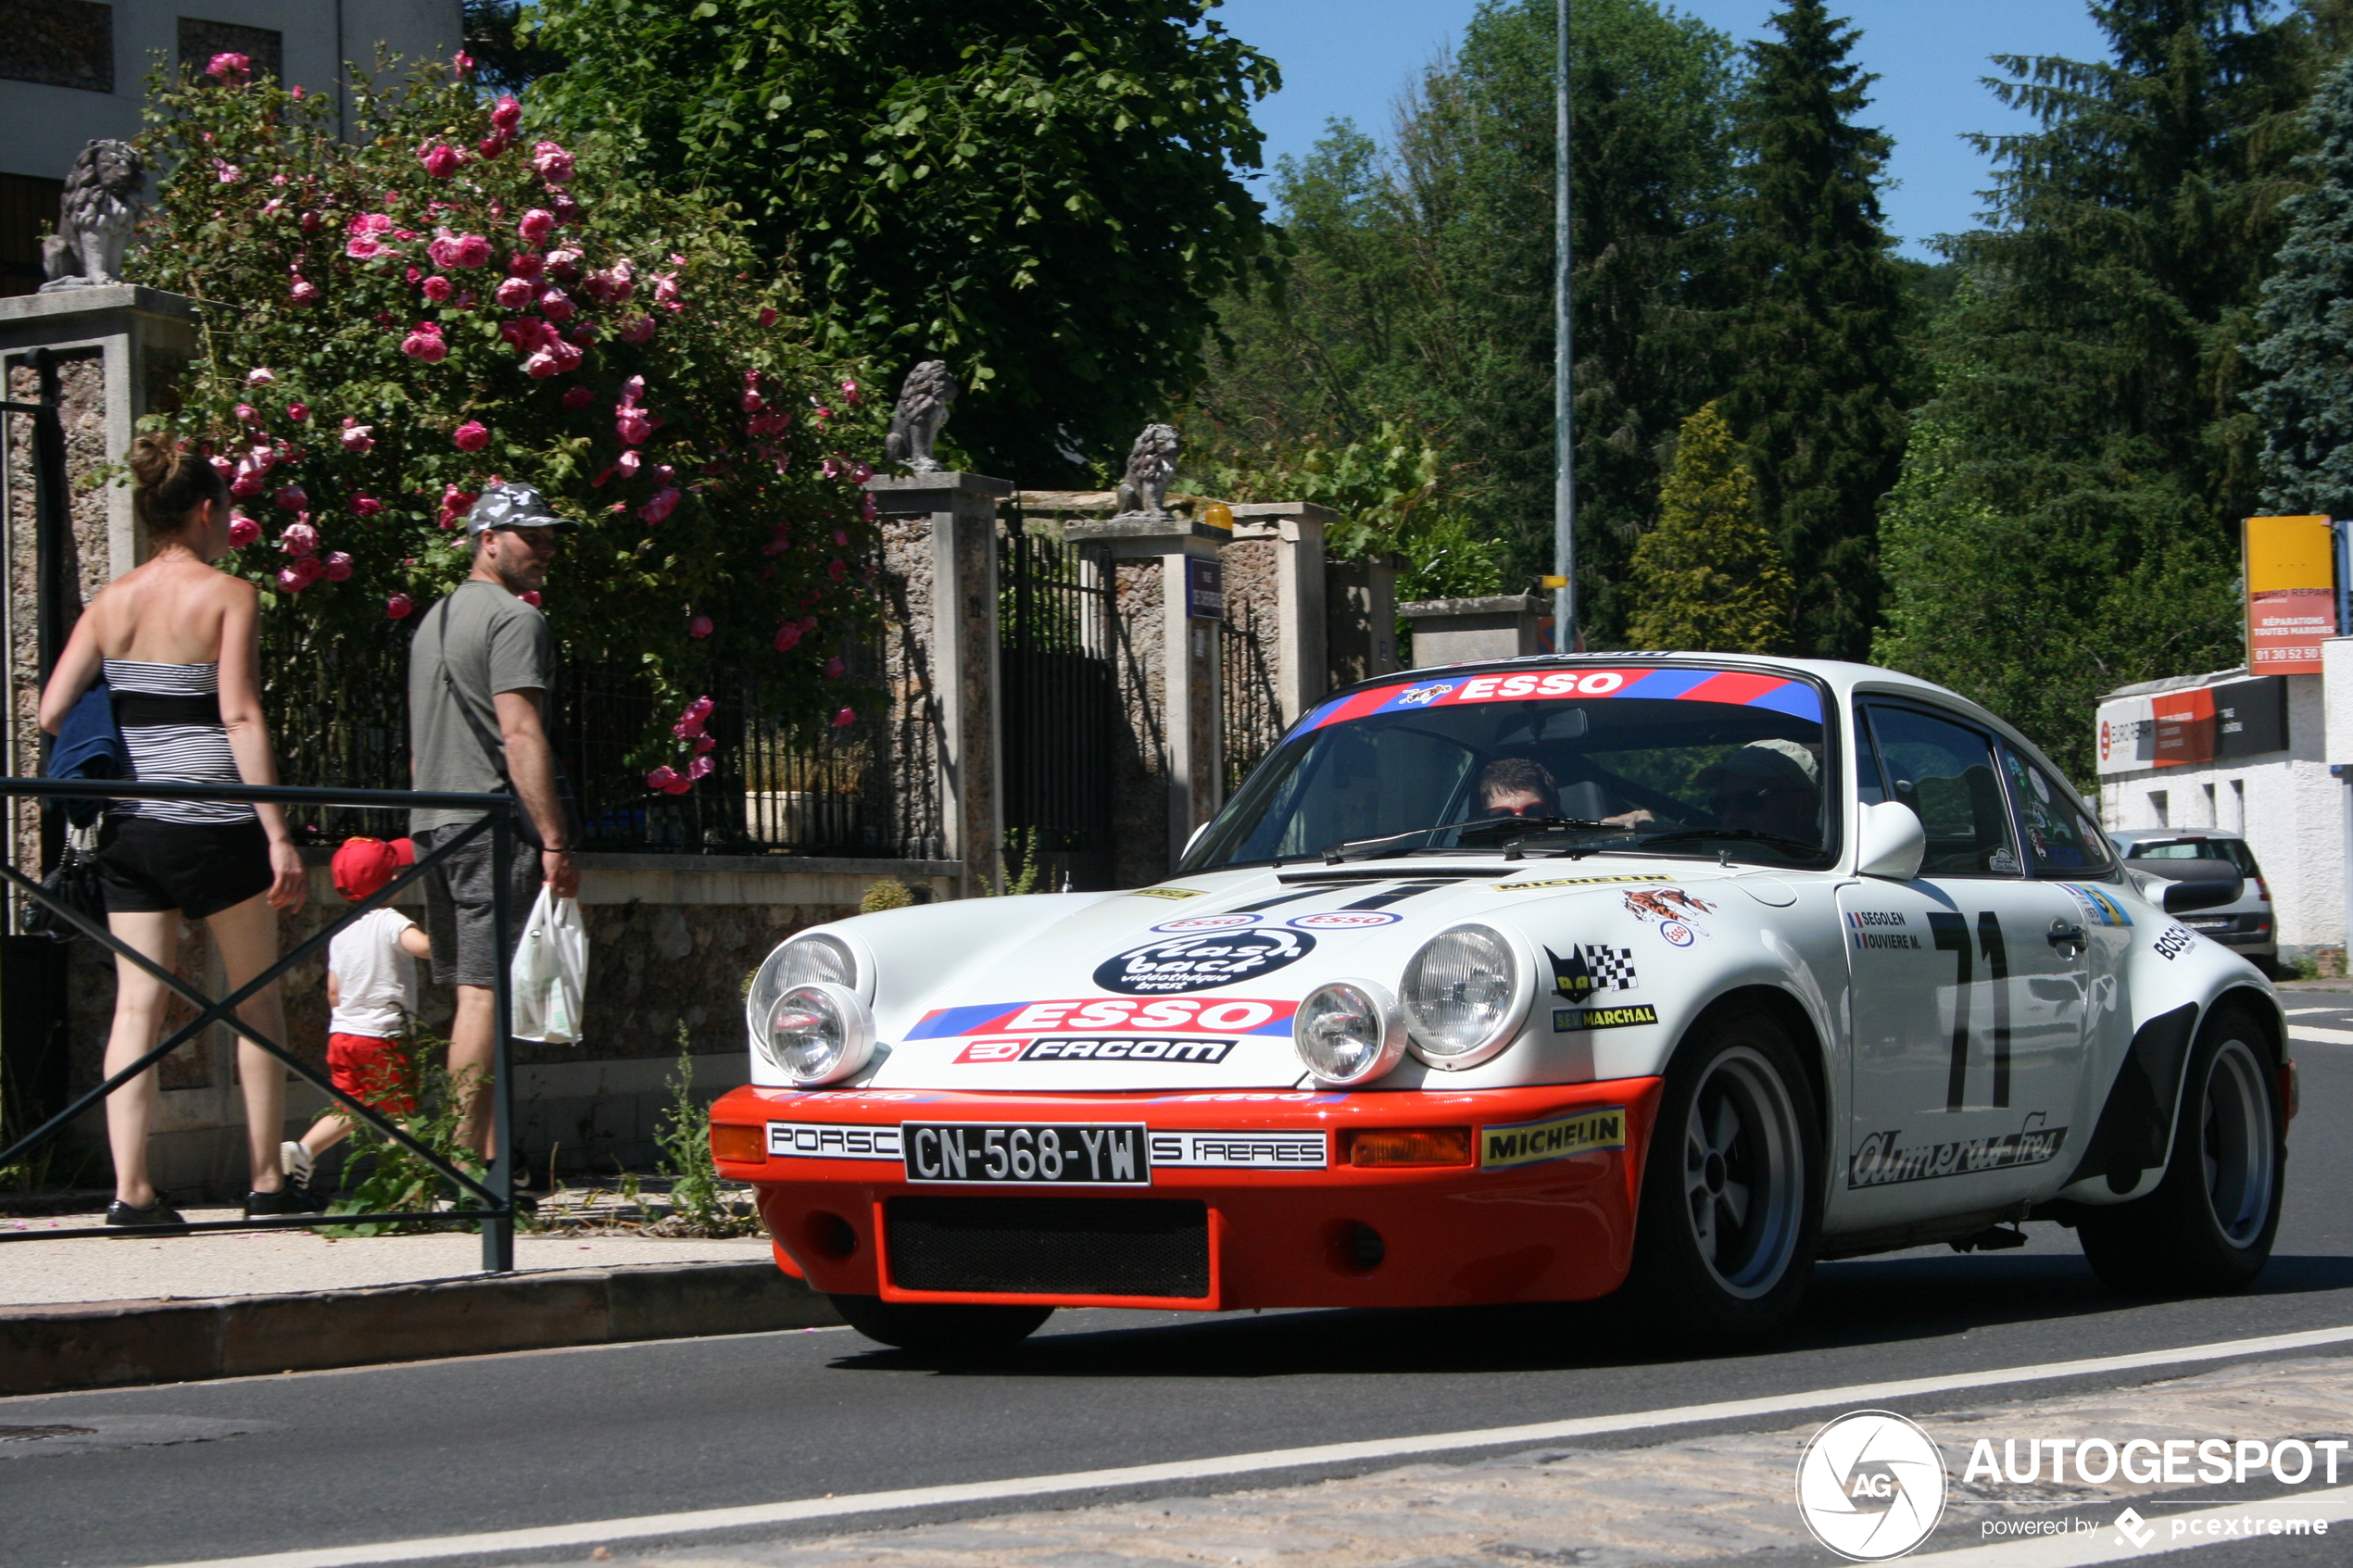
[281,836,433,1199]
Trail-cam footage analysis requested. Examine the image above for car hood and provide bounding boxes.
[836,859,1756,1091]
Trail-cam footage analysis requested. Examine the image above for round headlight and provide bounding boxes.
[1400,923,1528,1069]
[1294,981,1406,1086]
[762,982,875,1085]
[746,934,861,1051]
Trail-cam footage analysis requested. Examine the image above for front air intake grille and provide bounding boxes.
[885,1197,1210,1298]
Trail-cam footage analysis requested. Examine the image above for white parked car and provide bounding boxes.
[711,656,2292,1348]
[2108,828,2279,975]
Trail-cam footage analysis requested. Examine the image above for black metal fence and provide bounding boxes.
[999,513,1119,890]
[1222,597,1286,796]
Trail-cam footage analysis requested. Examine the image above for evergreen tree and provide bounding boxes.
[1875,0,2330,777]
[1628,404,1791,652]
[2250,53,2353,512]
[1718,0,1911,661]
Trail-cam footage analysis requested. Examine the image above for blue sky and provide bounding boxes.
[1214,0,2112,259]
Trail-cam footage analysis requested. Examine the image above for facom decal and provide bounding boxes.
[1847,911,1922,951]
[2153,924,2196,960]
[2058,882,2134,928]
[1093,929,1316,995]
[1288,909,1403,930]
[909,996,1298,1040]
[1847,1120,2069,1187]
[767,1123,902,1160]
[1552,1003,1660,1033]
[1547,943,1638,1000]
[1479,1107,1628,1170]
[1149,1130,1328,1168]
[1012,1036,1237,1064]
[1152,912,1260,934]
[1495,872,1677,893]
[1128,886,1208,901]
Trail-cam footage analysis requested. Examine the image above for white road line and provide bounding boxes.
[2289,1024,2353,1044]
[2284,1007,2338,1016]
[1906,1485,2353,1564]
[140,1323,2353,1568]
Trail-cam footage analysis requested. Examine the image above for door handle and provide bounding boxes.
[2047,920,2086,953]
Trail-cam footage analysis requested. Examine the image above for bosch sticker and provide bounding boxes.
[1092,929,1315,995]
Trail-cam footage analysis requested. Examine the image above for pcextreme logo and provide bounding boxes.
[1795,1411,1947,1561]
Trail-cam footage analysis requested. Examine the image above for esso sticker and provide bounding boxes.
[1659,921,1695,947]
[1287,910,1402,930]
[919,997,1298,1037]
[1153,913,1259,933]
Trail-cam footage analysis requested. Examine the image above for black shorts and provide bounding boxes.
[96,815,272,920]
[414,822,542,988]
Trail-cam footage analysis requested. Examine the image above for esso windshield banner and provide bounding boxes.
[907,997,1299,1040]
[1302,666,1823,732]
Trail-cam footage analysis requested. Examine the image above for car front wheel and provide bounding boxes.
[827,1294,1054,1353]
[2077,1006,2284,1297]
[1623,1007,1822,1340]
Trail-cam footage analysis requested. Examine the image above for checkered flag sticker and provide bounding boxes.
[1547,943,1639,1001]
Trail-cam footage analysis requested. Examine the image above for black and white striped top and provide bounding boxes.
[104,659,254,824]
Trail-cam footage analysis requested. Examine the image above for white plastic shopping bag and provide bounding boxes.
[510,886,587,1044]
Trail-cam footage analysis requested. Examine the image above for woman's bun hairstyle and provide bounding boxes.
[130,433,229,535]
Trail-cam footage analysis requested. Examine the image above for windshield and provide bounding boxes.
[1183,666,1833,871]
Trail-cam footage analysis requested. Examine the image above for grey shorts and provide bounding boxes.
[414,822,543,989]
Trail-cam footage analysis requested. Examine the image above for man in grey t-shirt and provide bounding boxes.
[409,482,580,1156]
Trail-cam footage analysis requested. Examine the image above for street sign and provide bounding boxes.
[2245,515,2335,674]
[1186,558,1225,621]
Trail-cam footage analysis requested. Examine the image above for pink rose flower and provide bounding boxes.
[561,385,594,410]
[686,756,714,781]
[827,558,848,581]
[639,486,681,524]
[617,315,655,344]
[231,471,262,498]
[245,368,275,386]
[288,278,320,306]
[341,421,375,453]
[453,420,490,452]
[234,403,259,424]
[545,248,583,281]
[538,287,575,323]
[301,210,321,234]
[687,615,712,639]
[849,461,874,484]
[492,96,522,135]
[321,551,353,583]
[453,49,473,77]
[210,455,234,482]
[550,191,582,224]
[646,765,680,791]
[494,275,535,309]
[345,234,384,260]
[570,321,598,345]
[227,513,259,546]
[531,141,575,183]
[831,708,857,728]
[758,307,778,328]
[437,484,477,528]
[208,52,251,84]
[426,231,492,270]
[275,566,308,593]
[616,410,652,446]
[385,593,415,620]
[285,402,308,422]
[840,380,860,403]
[279,521,319,556]
[350,212,396,235]
[773,623,802,652]
[518,208,555,245]
[824,656,845,679]
[422,274,454,302]
[742,391,763,413]
[519,589,542,608]
[507,251,546,279]
[652,272,681,306]
[616,450,642,479]
[352,493,383,517]
[478,133,511,159]
[693,734,716,754]
[274,486,310,515]
[400,323,447,362]
[418,143,464,179]
[215,163,243,184]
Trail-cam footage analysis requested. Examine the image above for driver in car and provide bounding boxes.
[1476,758,1655,832]
[1696,738,1821,844]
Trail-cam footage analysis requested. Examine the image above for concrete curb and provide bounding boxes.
[0,1261,843,1396]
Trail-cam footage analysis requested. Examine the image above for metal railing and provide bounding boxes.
[0,777,526,1271]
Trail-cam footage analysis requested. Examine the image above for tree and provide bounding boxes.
[2250,52,2353,512]
[1718,0,1910,661]
[525,0,1281,483]
[1627,404,1790,652]
[1875,0,2332,776]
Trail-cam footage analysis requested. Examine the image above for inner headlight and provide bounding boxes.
[1294,981,1405,1086]
[746,935,860,1052]
[1400,923,1528,1069]
[761,982,875,1085]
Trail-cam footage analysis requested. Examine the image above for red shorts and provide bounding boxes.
[327,1033,415,1116]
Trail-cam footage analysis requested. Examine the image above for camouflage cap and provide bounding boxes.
[466,482,574,535]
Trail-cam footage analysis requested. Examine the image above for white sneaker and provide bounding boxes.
[280,1140,315,1192]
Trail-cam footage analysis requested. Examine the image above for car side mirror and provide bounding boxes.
[2138,857,2245,915]
[1856,800,1926,881]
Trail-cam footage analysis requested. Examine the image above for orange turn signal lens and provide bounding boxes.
[1342,1127,1473,1167]
[710,1123,767,1164]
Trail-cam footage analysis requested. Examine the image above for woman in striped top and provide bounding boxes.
[38,433,309,1227]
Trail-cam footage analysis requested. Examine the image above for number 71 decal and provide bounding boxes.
[1926,912,2009,1110]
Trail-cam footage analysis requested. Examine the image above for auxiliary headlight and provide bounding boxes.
[1293,980,1406,1086]
[761,982,876,1085]
[1399,923,1529,1070]
[746,934,860,1051]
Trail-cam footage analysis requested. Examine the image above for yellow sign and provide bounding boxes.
[2244,515,2335,674]
[1479,1107,1627,1170]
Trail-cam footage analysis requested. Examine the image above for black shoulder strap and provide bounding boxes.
[436,583,510,770]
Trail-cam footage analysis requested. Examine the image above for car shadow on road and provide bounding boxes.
[822,1251,2353,1379]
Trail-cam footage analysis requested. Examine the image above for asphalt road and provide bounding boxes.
[9,993,2353,1568]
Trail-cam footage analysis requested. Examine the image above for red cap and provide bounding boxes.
[332,835,415,900]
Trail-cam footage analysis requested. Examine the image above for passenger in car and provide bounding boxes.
[1697,740,1822,845]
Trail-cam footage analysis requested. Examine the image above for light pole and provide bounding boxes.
[1552,0,1578,653]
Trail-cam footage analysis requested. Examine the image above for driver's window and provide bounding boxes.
[1862,705,2022,877]
[1854,708,1889,805]
[1999,745,2115,877]
[1265,722,1474,858]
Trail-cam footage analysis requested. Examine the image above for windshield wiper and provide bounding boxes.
[1323,817,1618,864]
[1634,826,1824,859]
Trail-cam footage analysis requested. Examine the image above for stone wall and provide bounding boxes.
[1109,556,1171,889]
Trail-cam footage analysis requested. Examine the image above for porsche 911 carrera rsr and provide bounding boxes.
[707,656,2291,1348]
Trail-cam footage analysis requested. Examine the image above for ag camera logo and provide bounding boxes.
[1795,1411,1947,1561]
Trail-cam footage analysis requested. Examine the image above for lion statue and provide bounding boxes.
[41,140,145,292]
[1114,422,1180,521]
[884,360,958,473]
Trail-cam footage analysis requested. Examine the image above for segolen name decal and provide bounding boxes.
[1848,1123,2069,1187]
[1479,1107,1628,1170]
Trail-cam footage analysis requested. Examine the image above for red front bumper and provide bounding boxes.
[711,1078,1663,1311]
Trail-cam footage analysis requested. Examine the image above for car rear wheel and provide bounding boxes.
[2078,1006,2283,1297]
[1623,1007,1821,1340]
[827,1294,1053,1352]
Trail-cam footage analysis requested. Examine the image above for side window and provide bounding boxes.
[1999,745,2115,877]
[1862,705,2021,877]
[1854,708,1888,805]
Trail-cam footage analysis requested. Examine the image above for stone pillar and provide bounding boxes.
[1227,502,1335,722]
[1327,554,1403,689]
[1399,593,1547,668]
[865,472,1011,896]
[1064,515,1228,873]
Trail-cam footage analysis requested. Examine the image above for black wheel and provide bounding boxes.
[1623,1007,1822,1340]
[827,1293,1053,1352]
[2079,1006,2284,1297]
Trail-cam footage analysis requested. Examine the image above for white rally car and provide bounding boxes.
[710,656,2292,1348]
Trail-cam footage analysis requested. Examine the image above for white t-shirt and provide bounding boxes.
[329,907,420,1038]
